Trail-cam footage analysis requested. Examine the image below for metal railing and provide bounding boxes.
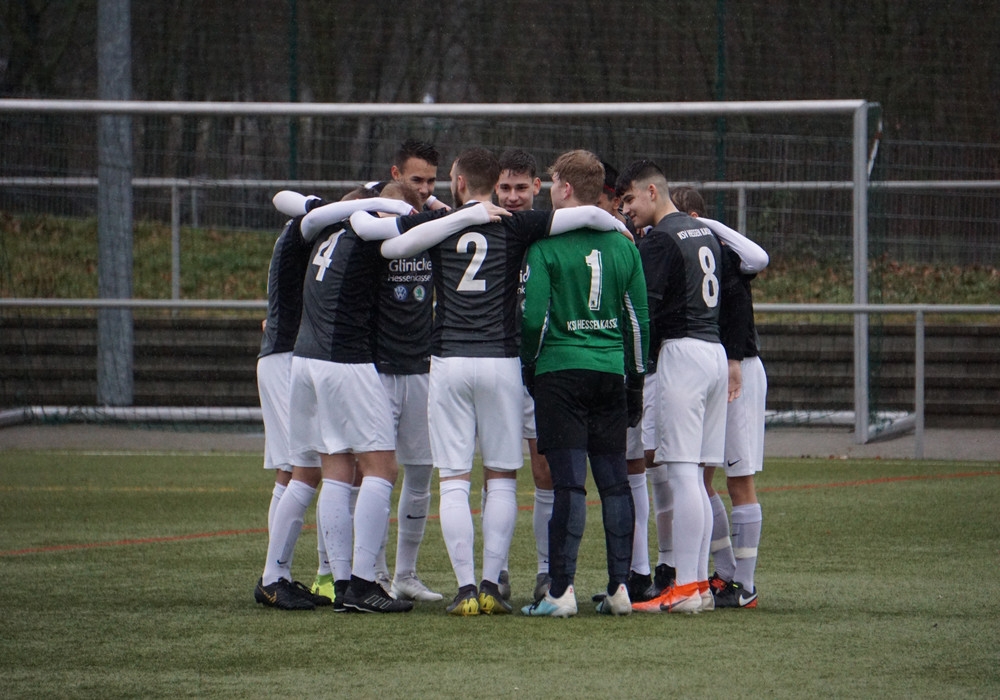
[0,98,877,418]
[755,303,1000,458]
[2,297,998,458]
[6,176,999,305]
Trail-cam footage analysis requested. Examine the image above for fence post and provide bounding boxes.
[737,186,747,236]
[96,0,134,407]
[915,310,925,459]
[171,184,181,316]
[852,103,870,443]
[190,185,199,228]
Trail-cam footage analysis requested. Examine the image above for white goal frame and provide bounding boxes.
[0,98,877,439]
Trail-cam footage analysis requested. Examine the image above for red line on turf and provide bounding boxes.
[2,470,995,557]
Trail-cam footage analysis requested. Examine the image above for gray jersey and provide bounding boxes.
[259,216,312,358]
[293,223,382,363]
[425,207,553,358]
[638,211,722,347]
[374,251,434,374]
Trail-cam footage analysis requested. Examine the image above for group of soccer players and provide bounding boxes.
[253,138,767,616]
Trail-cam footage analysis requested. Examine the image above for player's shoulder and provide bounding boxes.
[506,208,553,229]
[398,207,449,233]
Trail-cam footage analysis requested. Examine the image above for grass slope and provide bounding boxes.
[2,213,999,309]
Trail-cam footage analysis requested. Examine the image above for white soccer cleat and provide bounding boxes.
[700,585,716,612]
[374,570,394,597]
[390,572,444,602]
[596,583,632,616]
[521,585,578,618]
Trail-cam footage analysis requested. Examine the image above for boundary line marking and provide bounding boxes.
[2,469,996,558]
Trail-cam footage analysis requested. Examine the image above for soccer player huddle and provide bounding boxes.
[253,139,767,617]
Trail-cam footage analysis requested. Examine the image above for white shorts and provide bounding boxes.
[721,356,767,477]
[653,338,728,465]
[257,352,293,472]
[626,375,656,460]
[379,372,433,465]
[428,355,525,477]
[626,424,644,461]
[522,385,537,440]
[641,372,658,454]
[288,356,395,466]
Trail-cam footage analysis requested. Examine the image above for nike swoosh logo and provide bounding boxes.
[258,584,277,604]
[405,514,427,520]
[276,559,289,566]
[727,459,742,467]
[739,593,757,606]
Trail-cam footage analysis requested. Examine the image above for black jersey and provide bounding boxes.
[416,205,553,358]
[259,216,312,359]
[292,222,382,364]
[718,245,760,361]
[373,208,450,375]
[374,251,434,374]
[638,211,722,348]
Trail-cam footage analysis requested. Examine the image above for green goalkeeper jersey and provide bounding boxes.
[521,227,649,379]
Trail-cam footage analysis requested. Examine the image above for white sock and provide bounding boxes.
[262,479,314,586]
[533,488,554,574]
[319,479,354,582]
[440,479,476,588]
[666,462,704,586]
[267,481,286,535]
[315,493,331,576]
[482,485,510,573]
[709,493,736,580]
[648,463,674,567]
[698,480,712,582]
[483,478,518,584]
[355,482,387,577]
[628,472,651,576]
[732,502,762,591]
[395,464,433,576]
[352,476,394,583]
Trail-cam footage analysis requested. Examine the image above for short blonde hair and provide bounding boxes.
[548,150,605,205]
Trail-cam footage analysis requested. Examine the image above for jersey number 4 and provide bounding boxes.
[312,230,344,282]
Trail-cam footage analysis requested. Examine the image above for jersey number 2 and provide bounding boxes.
[456,231,487,292]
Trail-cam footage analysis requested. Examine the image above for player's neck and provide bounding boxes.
[465,190,493,204]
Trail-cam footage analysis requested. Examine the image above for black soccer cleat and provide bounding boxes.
[479,579,513,614]
[254,577,316,610]
[708,571,729,595]
[627,570,655,603]
[332,579,352,613]
[650,563,676,598]
[712,581,758,609]
[342,575,414,613]
[290,579,332,607]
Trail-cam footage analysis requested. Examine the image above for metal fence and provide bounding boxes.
[3,98,999,442]
[3,106,998,267]
[3,296,998,459]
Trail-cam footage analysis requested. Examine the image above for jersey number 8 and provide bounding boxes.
[698,246,720,308]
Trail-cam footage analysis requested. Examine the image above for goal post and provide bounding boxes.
[0,98,879,440]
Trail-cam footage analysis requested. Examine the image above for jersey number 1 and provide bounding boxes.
[585,249,603,310]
